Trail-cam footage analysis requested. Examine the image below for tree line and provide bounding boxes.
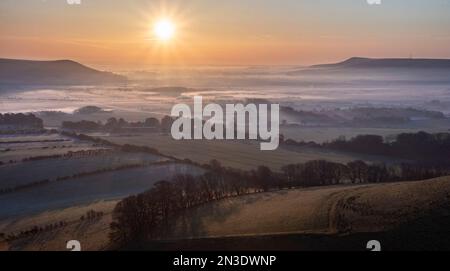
[109,158,450,247]
[62,116,174,133]
[283,131,450,163]
[1,221,68,242]
[0,209,106,243]
[0,113,43,128]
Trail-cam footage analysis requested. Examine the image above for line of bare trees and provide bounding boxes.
[61,116,175,133]
[281,160,450,187]
[20,149,111,163]
[110,160,279,246]
[2,221,68,242]
[0,209,108,243]
[80,210,105,221]
[283,132,450,163]
[110,158,450,247]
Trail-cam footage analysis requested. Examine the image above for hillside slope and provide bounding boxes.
[311,57,450,70]
[3,177,450,250]
[0,58,126,86]
[288,57,450,78]
[166,176,450,239]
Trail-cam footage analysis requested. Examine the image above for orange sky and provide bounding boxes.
[1,0,450,68]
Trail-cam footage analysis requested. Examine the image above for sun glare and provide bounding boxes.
[154,19,175,42]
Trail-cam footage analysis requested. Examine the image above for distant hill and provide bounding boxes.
[311,57,450,70]
[0,58,127,87]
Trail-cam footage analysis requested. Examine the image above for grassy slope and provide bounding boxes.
[4,176,449,251]
[1,201,117,251]
[166,177,450,239]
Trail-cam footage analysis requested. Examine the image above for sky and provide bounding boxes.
[1,0,450,67]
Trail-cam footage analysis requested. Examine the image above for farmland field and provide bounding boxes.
[0,134,66,143]
[4,176,450,251]
[0,200,117,251]
[0,133,105,163]
[0,150,169,190]
[0,163,203,220]
[98,133,404,171]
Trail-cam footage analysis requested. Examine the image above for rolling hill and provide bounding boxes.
[288,57,450,77]
[4,176,450,250]
[163,176,450,240]
[311,57,450,70]
[0,58,127,87]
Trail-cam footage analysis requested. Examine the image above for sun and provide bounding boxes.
[153,19,176,42]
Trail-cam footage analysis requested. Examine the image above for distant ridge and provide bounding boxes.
[310,57,450,70]
[0,58,127,87]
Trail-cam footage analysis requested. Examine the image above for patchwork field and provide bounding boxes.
[98,133,401,171]
[0,131,205,249]
[0,163,203,220]
[0,150,167,190]
[0,133,105,163]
